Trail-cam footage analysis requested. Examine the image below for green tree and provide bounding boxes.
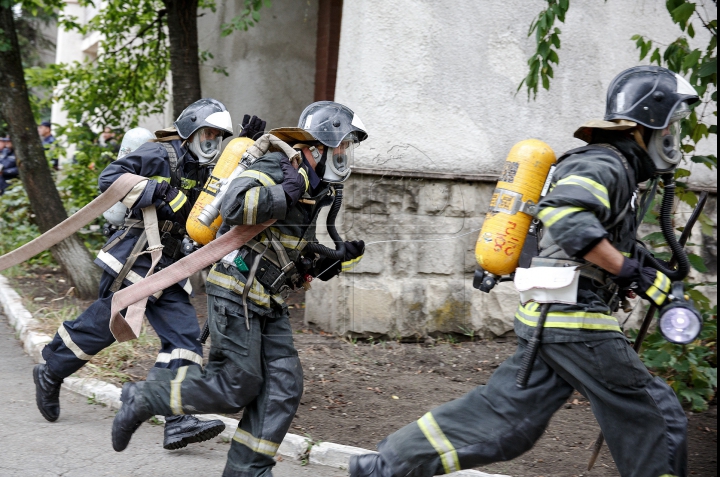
[0,0,101,298]
[522,0,717,410]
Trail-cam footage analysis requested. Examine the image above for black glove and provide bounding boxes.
[279,157,306,207]
[153,181,191,224]
[343,240,365,262]
[613,257,671,307]
[239,114,267,140]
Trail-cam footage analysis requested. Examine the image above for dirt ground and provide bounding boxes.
[8,269,718,477]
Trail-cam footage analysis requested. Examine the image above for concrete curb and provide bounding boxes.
[0,275,509,476]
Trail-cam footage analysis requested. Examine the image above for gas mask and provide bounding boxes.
[189,127,222,165]
[320,137,356,183]
[647,102,690,173]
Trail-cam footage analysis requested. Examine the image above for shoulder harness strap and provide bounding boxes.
[159,142,182,189]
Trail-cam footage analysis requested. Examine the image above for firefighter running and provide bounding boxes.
[349,66,699,477]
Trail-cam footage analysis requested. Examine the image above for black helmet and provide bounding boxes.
[174,98,233,140]
[297,101,368,148]
[604,66,699,130]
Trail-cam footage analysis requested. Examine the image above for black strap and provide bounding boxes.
[160,142,182,189]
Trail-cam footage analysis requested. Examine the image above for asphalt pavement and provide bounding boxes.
[0,314,347,477]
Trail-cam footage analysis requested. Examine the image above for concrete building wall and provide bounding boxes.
[306,0,717,338]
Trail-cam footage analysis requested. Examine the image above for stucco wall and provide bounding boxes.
[197,0,319,132]
[306,0,717,338]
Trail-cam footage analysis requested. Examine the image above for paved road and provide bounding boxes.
[0,315,347,477]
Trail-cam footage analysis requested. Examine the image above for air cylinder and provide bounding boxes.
[475,139,556,276]
[186,137,254,245]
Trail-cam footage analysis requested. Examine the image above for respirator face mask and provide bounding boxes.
[190,127,222,165]
[321,137,356,183]
[647,102,690,173]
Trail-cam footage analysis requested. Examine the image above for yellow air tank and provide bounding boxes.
[186,137,255,245]
[475,139,556,276]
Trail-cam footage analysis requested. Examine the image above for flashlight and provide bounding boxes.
[658,282,703,345]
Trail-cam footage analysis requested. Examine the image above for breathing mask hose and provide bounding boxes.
[304,184,347,260]
[636,174,690,281]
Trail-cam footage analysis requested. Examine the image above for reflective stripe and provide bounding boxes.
[267,227,307,250]
[207,268,272,306]
[155,348,203,366]
[341,255,363,272]
[417,412,460,474]
[239,170,276,187]
[646,271,670,306]
[180,178,196,190]
[515,302,621,331]
[233,428,280,456]
[298,168,309,192]
[556,175,611,208]
[167,190,187,212]
[58,324,94,361]
[243,187,261,224]
[170,366,189,415]
[96,250,172,297]
[537,206,585,228]
[150,175,170,184]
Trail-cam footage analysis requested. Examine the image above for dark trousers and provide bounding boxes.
[42,271,203,378]
[135,293,303,477]
[377,336,687,477]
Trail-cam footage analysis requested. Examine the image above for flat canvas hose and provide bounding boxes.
[0,173,148,272]
[587,190,708,471]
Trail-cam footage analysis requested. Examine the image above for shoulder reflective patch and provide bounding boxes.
[556,175,610,208]
[537,206,585,228]
[239,170,276,187]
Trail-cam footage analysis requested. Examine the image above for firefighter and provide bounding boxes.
[349,66,699,477]
[34,99,261,451]
[111,101,368,477]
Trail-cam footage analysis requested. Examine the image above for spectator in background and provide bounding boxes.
[38,120,58,170]
[0,137,19,196]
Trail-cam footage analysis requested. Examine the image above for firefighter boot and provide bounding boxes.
[112,382,153,451]
[349,454,394,477]
[163,415,226,450]
[33,364,63,422]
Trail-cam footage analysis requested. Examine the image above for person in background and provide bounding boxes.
[38,120,58,170]
[0,137,18,196]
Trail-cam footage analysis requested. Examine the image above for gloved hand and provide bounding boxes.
[153,181,190,224]
[279,157,306,207]
[239,114,266,140]
[612,257,671,307]
[342,240,365,271]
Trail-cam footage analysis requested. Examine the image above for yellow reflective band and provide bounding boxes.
[170,366,189,415]
[207,268,272,305]
[515,303,621,332]
[58,324,94,361]
[239,170,276,187]
[233,428,280,456]
[267,227,307,250]
[646,271,670,306]
[417,412,461,474]
[180,178,196,190]
[298,168,309,192]
[243,187,261,224]
[168,191,187,212]
[341,255,363,272]
[537,206,585,228]
[557,175,611,208]
[150,175,170,184]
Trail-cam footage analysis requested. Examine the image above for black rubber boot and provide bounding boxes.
[163,414,226,450]
[112,383,153,452]
[33,364,63,422]
[349,454,394,477]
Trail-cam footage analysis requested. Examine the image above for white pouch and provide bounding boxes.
[514,266,580,305]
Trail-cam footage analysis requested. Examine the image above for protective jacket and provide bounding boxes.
[96,139,209,294]
[515,135,655,342]
[0,148,18,195]
[206,151,335,313]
